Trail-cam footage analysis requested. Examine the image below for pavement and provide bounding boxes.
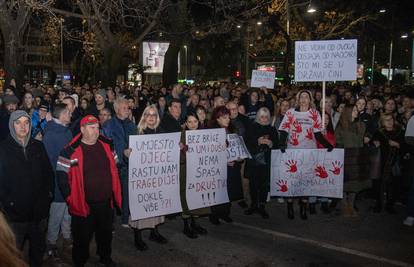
[43,198,414,267]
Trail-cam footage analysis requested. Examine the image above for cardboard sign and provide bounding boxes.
[294,39,357,82]
[128,133,182,220]
[186,129,229,210]
[251,70,276,89]
[227,134,251,162]
[270,149,344,198]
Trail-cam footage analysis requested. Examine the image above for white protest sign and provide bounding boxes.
[294,39,357,82]
[250,70,276,89]
[270,149,344,198]
[227,134,251,162]
[128,133,182,220]
[186,128,228,210]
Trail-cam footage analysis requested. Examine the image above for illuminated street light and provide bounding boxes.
[401,34,408,39]
[237,25,241,29]
[257,21,262,25]
[379,9,386,13]
[307,1,316,13]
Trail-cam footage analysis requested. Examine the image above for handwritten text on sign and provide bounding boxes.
[250,70,276,89]
[128,133,182,220]
[270,149,344,198]
[227,134,251,162]
[294,39,357,82]
[186,129,229,210]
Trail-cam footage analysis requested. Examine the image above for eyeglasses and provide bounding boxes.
[145,113,157,117]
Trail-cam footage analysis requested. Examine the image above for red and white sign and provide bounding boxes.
[270,149,344,198]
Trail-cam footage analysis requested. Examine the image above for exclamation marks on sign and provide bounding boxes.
[207,193,211,204]
[202,194,205,205]
[213,192,216,203]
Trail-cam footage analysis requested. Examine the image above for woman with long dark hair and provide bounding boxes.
[179,113,209,238]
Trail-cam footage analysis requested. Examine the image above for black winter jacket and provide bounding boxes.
[0,135,54,222]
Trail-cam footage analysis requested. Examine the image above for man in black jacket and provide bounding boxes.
[160,98,182,132]
[0,110,54,267]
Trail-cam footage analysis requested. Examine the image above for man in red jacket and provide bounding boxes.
[56,115,121,267]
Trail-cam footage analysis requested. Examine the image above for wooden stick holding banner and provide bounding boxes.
[322,80,326,129]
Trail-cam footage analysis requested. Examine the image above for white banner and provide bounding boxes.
[294,39,357,82]
[251,70,276,89]
[128,133,182,220]
[227,134,251,162]
[270,149,344,198]
[186,129,228,210]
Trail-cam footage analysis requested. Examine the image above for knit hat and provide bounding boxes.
[96,89,106,99]
[3,95,19,104]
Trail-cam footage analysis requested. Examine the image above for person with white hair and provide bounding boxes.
[244,107,279,219]
[102,98,137,227]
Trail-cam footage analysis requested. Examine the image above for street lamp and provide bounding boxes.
[183,45,188,80]
[237,25,241,29]
[307,1,316,13]
[401,34,408,39]
[379,9,386,13]
[257,21,262,26]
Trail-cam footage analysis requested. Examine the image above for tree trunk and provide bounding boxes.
[3,33,24,97]
[98,45,126,87]
[283,37,292,85]
[162,42,181,87]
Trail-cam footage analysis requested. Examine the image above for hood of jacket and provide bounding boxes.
[8,110,32,147]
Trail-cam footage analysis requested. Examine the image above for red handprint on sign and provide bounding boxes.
[329,160,343,175]
[313,120,322,130]
[285,160,298,173]
[305,128,313,140]
[281,112,295,130]
[309,109,319,122]
[292,120,302,133]
[276,180,288,192]
[289,132,299,146]
[315,165,328,179]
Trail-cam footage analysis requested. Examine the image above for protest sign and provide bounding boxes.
[270,149,344,198]
[294,39,357,82]
[186,128,228,210]
[250,70,276,89]
[128,133,182,220]
[227,134,251,162]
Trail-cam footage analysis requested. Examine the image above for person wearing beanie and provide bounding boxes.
[86,89,114,118]
[0,95,20,141]
[31,100,51,140]
[56,115,121,267]
[0,110,54,267]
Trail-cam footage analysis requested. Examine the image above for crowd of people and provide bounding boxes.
[1,80,414,267]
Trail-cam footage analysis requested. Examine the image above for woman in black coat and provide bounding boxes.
[244,107,279,218]
[208,106,244,225]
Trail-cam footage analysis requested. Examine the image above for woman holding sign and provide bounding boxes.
[278,90,333,220]
[208,106,243,224]
[179,113,209,238]
[130,105,168,251]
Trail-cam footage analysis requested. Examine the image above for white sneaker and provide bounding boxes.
[403,216,414,226]
[121,224,130,228]
[277,198,285,204]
